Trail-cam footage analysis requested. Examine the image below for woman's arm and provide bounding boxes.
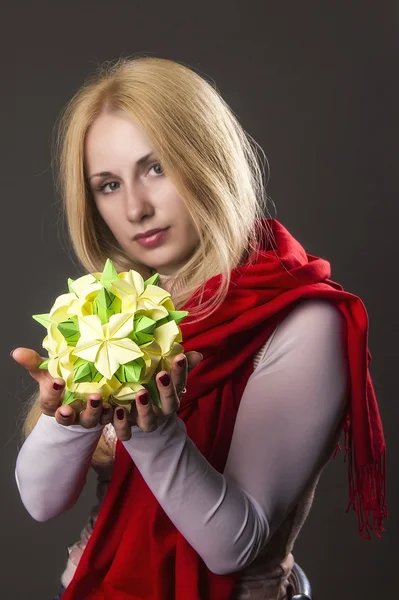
[15,416,104,521]
[122,299,349,574]
[14,348,200,522]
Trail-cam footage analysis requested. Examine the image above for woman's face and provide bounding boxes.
[85,111,199,276]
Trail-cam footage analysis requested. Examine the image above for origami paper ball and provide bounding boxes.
[32,259,189,410]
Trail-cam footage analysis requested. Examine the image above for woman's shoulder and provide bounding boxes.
[280,298,344,334]
[257,298,346,368]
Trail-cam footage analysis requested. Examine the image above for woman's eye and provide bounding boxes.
[149,162,164,176]
[94,164,163,193]
[98,181,120,194]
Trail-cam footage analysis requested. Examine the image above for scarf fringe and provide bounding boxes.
[343,417,388,539]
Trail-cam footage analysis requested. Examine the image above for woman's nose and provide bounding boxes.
[125,186,152,222]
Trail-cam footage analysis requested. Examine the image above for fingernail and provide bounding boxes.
[177,358,185,367]
[90,399,101,409]
[159,373,170,386]
[139,392,149,406]
[10,349,15,358]
[116,408,125,420]
[53,382,64,391]
[199,353,204,361]
[59,410,69,418]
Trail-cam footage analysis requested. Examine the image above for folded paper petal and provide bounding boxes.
[107,338,143,364]
[120,269,145,295]
[94,288,121,324]
[137,300,170,321]
[100,259,119,289]
[77,315,105,339]
[73,342,102,364]
[70,274,98,296]
[49,293,78,323]
[153,319,180,354]
[140,284,171,305]
[32,313,52,328]
[107,313,135,339]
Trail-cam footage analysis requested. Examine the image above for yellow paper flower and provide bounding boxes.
[73,314,143,380]
[67,374,144,411]
[139,320,185,382]
[43,323,77,380]
[108,269,144,314]
[48,275,104,323]
[32,259,190,408]
[109,270,171,321]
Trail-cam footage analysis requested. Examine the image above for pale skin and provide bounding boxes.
[13,109,203,440]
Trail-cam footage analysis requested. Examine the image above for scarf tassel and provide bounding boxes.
[344,417,388,539]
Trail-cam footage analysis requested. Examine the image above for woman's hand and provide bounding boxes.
[12,347,202,433]
[11,347,113,427]
[114,351,202,441]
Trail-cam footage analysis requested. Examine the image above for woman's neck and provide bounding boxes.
[158,273,183,296]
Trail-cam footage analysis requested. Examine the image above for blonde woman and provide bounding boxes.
[13,57,386,600]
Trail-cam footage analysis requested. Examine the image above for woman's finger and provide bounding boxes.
[11,347,49,383]
[171,354,188,397]
[185,351,204,374]
[170,351,203,397]
[54,403,77,426]
[113,407,132,441]
[156,371,179,416]
[39,377,67,416]
[12,347,66,416]
[76,395,104,429]
[135,390,159,431]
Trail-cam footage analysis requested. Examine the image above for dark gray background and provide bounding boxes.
[4,2,397,598]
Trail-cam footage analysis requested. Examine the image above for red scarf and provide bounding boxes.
[62,218,386,600]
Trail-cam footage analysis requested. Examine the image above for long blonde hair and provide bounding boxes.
[23,56,274,465]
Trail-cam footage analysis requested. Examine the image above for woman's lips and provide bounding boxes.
[134,227,170,248]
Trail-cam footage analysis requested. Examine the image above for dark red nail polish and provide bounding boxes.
[53,382,64,391]
[159,373,170,386]
[90,399,101,409]
[177,358,185,367]
[139,392,149,405]
[116,408,125,420]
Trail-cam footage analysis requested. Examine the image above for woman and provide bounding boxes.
[13,57,386,600]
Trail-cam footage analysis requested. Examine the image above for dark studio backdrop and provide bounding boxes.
[3,2,397,599]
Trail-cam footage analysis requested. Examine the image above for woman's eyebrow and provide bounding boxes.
[88,152,156,181]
